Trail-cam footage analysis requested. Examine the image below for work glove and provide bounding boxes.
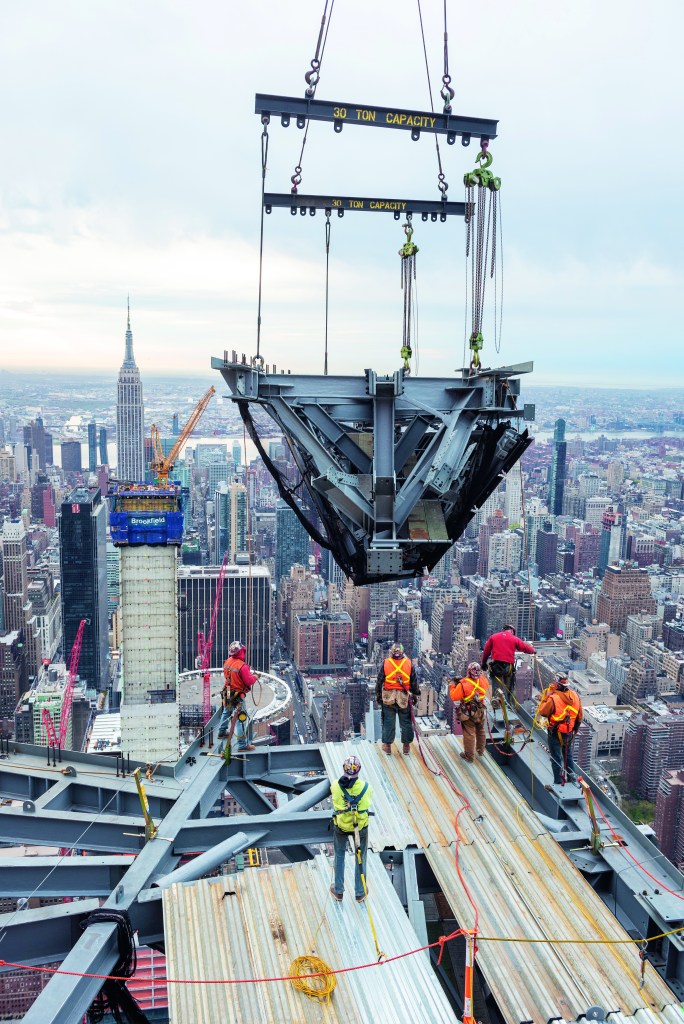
[411,695,418,707]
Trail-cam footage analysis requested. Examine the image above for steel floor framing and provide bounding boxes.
[1,722,684,1023]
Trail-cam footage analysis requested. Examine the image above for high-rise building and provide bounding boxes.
[214,482,248,563]
[655,769,684,869]
[1,520,29,633]
[596,564,656,636]
[473,580,519,644]
[177,565,271,673]
[98,426,108,466]
[0,631,27,726]
[547,418,567,515]
[60,440,82,474]
[293,611,353,671]
[488,530,522,574]
[87,422,98,472]
[536,528,559,579]
[598,505,627,577]
[622,713,684,800]
[503,469,523,525]
[59,488,109,692]
[274,500,311,584]
[23,417,48,472]
[116,300,145,482]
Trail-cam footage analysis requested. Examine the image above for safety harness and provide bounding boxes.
[549,693,580,735]
[336,781,369,832]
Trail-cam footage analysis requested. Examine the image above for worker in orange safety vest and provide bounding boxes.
[375,642,420,756]
[449,662,491,763]
[538,675,583,787]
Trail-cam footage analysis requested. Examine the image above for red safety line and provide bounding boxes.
[409,704,480,931]
[593,795,684,902]
[0,930,467,986]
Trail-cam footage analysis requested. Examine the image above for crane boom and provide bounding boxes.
[57,618,88,748]
[150,386,216,486]
[41,707,58,747]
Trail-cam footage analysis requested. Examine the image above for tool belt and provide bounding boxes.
[221,688,243,710]
[382,688,409,709]
[458,701,485,724]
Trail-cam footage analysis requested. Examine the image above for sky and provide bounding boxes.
[0,0,683,386]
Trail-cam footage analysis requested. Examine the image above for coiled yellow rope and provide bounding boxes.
[289,955,337,1002]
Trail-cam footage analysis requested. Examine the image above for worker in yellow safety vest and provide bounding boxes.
[329,755,373,903]
[375,642,420,756]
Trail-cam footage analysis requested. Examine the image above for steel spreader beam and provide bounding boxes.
[264,192,467,220]
[256,93,497,144]
[0,856,135,899]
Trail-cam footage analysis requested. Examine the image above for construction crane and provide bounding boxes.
[41,618,87,749]
[150,385,216,486]
[197,551,230,725]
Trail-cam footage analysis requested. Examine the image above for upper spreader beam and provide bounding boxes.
[264,192,466,219]
[255,93,497,144]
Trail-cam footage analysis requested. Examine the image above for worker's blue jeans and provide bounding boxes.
[217,698,252,749]
[333,825,368,900]
[548,728,577,785]
[381,702,413,745]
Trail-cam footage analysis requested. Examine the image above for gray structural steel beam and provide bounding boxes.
[0,856,135,899]
[264,192,467,219]
[0,900,101,969]
[255,93,498,144]
[174,810,332,853]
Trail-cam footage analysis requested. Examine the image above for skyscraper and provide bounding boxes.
[98,426,108,466]
[547,418,567,515]
[275,500,311,584]
[1,520,29,633]
[116,299,145,482]
[59,488,109,692]
[596,564,657,635]
[177,564,271,673]
[214,481,248,563]
[88,422,98,472]
[60,440,82,474]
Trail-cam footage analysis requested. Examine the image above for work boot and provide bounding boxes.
[238,744,256,752]
[459,752,474,764]
[329,885,343,902]
[356,891,368,903]
[381,743,391,755]
[402,743,411,755]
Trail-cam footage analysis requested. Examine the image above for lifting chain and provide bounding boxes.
[399,218,419,373]
[464,141,501,373]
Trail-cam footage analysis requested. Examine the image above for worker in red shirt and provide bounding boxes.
[218,640,259,751]
[449,662,491,763]
[375,642,420,755]
[481,624,534,703]
[538,675,583,788]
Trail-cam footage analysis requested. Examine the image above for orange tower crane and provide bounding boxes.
[150,385,216,486]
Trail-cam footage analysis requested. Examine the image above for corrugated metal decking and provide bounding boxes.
[322,737,680,1023]
[163,853,457,1023]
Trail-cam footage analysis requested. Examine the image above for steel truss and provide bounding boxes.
[213,356,534,584]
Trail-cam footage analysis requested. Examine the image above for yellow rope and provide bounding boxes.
[289,955,337,1002]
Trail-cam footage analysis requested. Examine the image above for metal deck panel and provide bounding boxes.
[418,736,678,1024]
[162,853,457,1024]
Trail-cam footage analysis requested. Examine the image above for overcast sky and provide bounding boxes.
[1,1,682,386]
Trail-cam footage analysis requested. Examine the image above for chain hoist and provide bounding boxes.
[399,218,419,373]
[464,142,501,372]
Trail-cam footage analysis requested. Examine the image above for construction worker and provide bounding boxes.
[538,675,583,788]
[217,640,259,751]
[375,642,420,755]
[481,624,535,702]
[449,662,491,763]
[329,755,373,903]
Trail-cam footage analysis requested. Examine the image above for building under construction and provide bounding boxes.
[110,483,182,764]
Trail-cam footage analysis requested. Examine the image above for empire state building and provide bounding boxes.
[116,300,145,482]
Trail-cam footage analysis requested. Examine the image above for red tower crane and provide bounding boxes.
[197,553,229,725]
[41,619,88,748]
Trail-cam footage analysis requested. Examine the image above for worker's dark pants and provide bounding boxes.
[381,701,413,745]
[548,728,577,785]
[333,824,368,900]
[489,660,516,702]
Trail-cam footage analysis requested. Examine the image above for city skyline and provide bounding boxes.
[1,2,682,385]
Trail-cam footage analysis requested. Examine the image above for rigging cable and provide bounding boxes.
[324,211,331,374]
[255,119,269,362]
[291,0,336,194]
[416,0,449,200]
